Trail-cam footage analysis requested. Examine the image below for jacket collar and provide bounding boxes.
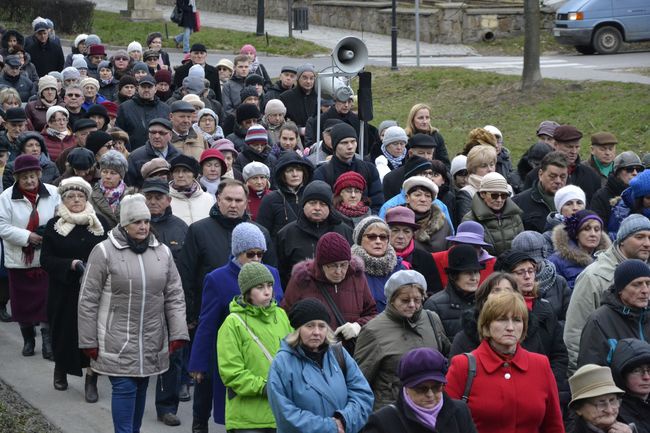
[108,226,160,250]
[11,181,50,200]
[476,339,529,374]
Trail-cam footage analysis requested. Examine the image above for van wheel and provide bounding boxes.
[593,26,622,54]
[575,45,596,55]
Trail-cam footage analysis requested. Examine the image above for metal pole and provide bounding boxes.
[316,75,322,148]
[415,0,420,67]
[359,119,365,158]
[257,0,265,36]
[391,0,398,70]
[288,0,293,38]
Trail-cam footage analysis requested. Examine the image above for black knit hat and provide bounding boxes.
[85,130,113,155]
[614,259,650,293]
[300,180,333,208]
[170,154,200,178]
[236,103,261,124]
[288,298,331,329]
[329,123,357,151]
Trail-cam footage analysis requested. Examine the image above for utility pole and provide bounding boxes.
[257,0,265,36]
[391,0,398,70]
[522,0,542,89]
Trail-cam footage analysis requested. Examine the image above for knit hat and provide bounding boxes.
[127,41,142,53]
[333,171,366,196]
[478,172,509,194]
[80,77,100,91]
[553,125,583,142]
[132,62,148,74]
[446,221,491,248]
[315,232,351,266]
[99,149,128,179]
[407,133,436,149]
[216,58,234,72]
[484,125,503,143]
[613,151,643,174]
[563,210,603,242]
[197,108,219,125]
[512,231,548,263]
[154,69,172,85]
[385,206,420,230]
[398,347,448,387]
[170,154,200,178]
[245,124,268,146]
[118,75,138,91]
[74,34,88,47]
[13,154,41,174]
[98,60,111,71]
[243,161,270,181]
[231,222,267,256]
[536,120,560,137]
[494,250,537,273]
[352,216,388,246]
[119,193,151,227]
[238,262,274,295]
[213,139,239,157]
[45,106,68,124]
[446,244,485,273]
[48,71,63,82]
[62,67,81,81]
[38,75,58,95]
[240,44,257,55]
[182,94,204,109]
[183,76,205,94]
[240,85,259,102]
[614,259,650,293]
[553,185,586,212]
[630,169,650,199]
[591,132,618,146]
[296,63,315,80]
[569,364,624,408]
[288,298,331,329]
[72,56,88,70]
[382,126,408,147]
[616,214,650,245]
[329,123,357,150]
[384,270,427,302]
[378,120,398,135]
[264,99,286,115]
[85,34,101,47]
[236,103,261,124]
[85,130,113,155]
[141,157,171,178]
[67,147,95,171]
[300,180,333,208]
[58,176,92,198]
[402,175,438,198]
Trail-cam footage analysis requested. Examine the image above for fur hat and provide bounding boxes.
[402,175,438,199]
[240,85,259,102]
[119,194,150,227]
[99,149,128,179]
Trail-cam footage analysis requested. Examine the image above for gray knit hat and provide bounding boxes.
[119,194,151,227]
[99,149,128,179]
[378,120,398,135]
[616,214,650,245]
[231,222,267,257]
[382,126,408,147]
[238,262,274,295]
[242,161,270,182]
[62,66,81,81]
[512,231,549,263]
[352,216,388,246]
[384,270,427,302]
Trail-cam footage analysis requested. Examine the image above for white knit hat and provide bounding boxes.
[554,185,586,212]
[80,77,99,90]
[120,194,151,227]
[74,34,88,48]
[46,105,69,124]
[479,172,509,194]
[127,41,142,53]
[450,155,467,177]
[264,99,286,115]
[484,125,503,142]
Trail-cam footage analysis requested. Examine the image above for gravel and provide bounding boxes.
[0,379,62,433]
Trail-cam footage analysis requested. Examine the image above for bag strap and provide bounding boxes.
[425,310,446,353]
[332,342,347,378]
[231,313,274,363]
[461,352,477,402]
[316,282,346,327]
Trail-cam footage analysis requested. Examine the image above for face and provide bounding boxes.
[279,165,302,189]
[63,191,88,213]
[17,170,41,191]
[480,191,509,212]
[538,165,568,195]
[129,51,142,62]
[237,248,265,265]
[172,167,195,189]
[7,35,17,49]
[409,147,434,161]
[99,68,113,81]
[217,185,247,218]
[322,260,349,284]
[405,381,444,410]
[576,220,602,250]
[385,140,406,158]
[299,320,328,351]
[201,159,222,181]
[625,364,650,399]
[156,81,170,93]
[575,394,621,430]
[511,261,537,295]
[120,84,136,97]
[88,55,104,66]
[248,282,273,307]
[267,112,285,127]
[88,115,105,131]
[23,139,41,156]
[560,199,585,218]
[474,160,497,177]
[556,140,581,165]
[41,87,57,103]
[247,175,268,192]
[488,314,524,353]
[390,225,414,251]
[591,144,616,165]
[619,231,650,261]
[144,191,171,216]
[618,166,643,185]
[113,55,130,70]
[413,108,431,131]
[303,199,329,223]
[248,140,266,154]
[49,113,69,132]
[171,111,192,133]
[335,137,357,162]
[234,60,249,77]
[361,227,389,257]
[137,83,155,100]
[618,276,650,309]
[35,30,49,44]
[222,151,234,170]
[4,64,20,77]
[149,37,162,50]
[406,189,433,213]
[340,186,362,207]
[298,71,315,91]
[488,279,516,299]
[455,271,480,293]
[83,84,98,99]
[241,118,258,130]
[391,285,423,318]
[101,168,122,188]
[6,121,27,138]
[148,127,171,150]
[217,66,232,81]
[125,219,150,241]
[133,70,147,81]
[275,130,297,151]
[335,99,353,115]
[2,97,20,111]
[198,115,216,133]
[280,71,296,88]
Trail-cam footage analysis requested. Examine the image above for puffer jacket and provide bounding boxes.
[462,194,524,257]
[354,305,450,410]
[169,180,216,226]
[423,282,476,340]
[170,128,207,161]
[267,340,374,433]
[577,288,650,368]
[611,338,650,433]
[217,297,292,430]
[548,224,611,290]
[77,227,189,377]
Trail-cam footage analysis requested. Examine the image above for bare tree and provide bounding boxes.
[522,0,542,89]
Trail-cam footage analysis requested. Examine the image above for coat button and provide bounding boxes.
[505,373,511,380]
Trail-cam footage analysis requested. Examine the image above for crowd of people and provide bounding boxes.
[0,14,649,433]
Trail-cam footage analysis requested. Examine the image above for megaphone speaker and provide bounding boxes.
[332,36,368,74]
[357,71,373,122]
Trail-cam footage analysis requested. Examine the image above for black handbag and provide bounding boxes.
[170,6,183,25]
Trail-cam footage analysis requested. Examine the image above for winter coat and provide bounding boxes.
[41,128,77,163]
[221,74,246,115]
[423,282,476,340]
[577,289,650,368]
[246,186,269,221]
[462,194,524,257]
[177,207,276,323]
[169,180,215,226]
[543,212,564,254]
[261,80,291,110]
[115,95,171,150]
[591,174,627,227]
[279,86,318,128]
[24,35,64,76]
[2,152,60,191]
[548,224,611,290]
[304,106,362,148]
[0,182,60,269]
[512,180,554,233]
[523,156,601,205]
[431,250,496,294]
[99,78,119,102]
[354,305,450,410]
[89,182,124,229]
[412,204,453,254]
[176,0,198,29]
[172,62,222,104]
[0,72,34,102]
[150,207,188,264]
[189,260,282,424]
[608,187,650,241]
[282,256,378,332]
[77,227,189,377]
[217,298,292,430]
[125,141,181,188]
[455,189,473,227]
[382,162,408,202]
[233,144,277,174]
[611,338,650,433]
[41,215,109,376]
[25,98,60,132]
[267,339,374,433]
[446,340,565,433]
[536,260,572,323]
[170,128,206,161]
[361,390,477,433]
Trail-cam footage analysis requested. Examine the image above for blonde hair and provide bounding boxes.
[478,291,528,341]
[462,128,497,155]
[285,323,337,348]
[0,87,21,106]
[466,145,497,175]
[405,103,437,137]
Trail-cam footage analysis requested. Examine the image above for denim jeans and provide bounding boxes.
[174,27,192,53]
[155,349,182,416]
[109,376,150,433]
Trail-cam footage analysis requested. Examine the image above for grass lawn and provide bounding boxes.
[369,66,650,161]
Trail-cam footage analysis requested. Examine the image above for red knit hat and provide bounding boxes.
[333,171,366,196]
[199,148,227,173]
[315,232,351,266]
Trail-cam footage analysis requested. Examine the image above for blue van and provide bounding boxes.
[553,0,650,54]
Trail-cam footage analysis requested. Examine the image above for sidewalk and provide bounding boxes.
[93,0,476,56]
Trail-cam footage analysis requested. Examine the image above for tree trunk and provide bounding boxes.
[521,0,542,90]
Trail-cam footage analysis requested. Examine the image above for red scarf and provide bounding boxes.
[20,185,40,266]
[524,295,535,311]
[336,201,370,218]
[395,239,415,269]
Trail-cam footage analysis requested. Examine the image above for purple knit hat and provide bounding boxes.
[563,210,603,241]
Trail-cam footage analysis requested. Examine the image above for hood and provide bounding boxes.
[544,212,564,232]
[551,223,610,267]
[228,296,279,319]
[273,151,314,187]
[611,338,650,389]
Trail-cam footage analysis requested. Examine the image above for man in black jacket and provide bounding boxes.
[172,43,222,103]
[261,65,296,110]
[24,21,64,77]
[126,118,180,187]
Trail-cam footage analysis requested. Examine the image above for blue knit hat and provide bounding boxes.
[614,259,650,293]
[231,222,266,257]
[629,169,650,200]
[616,214,650,245]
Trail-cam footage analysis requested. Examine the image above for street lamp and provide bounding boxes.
[391,0,398,70]
[257,0,265,36]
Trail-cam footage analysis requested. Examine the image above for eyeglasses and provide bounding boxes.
[245,250,265,259]
[66,93,82,98]
[587,397,621,411]
[114,57,129,61]
[629,366,650,376]
[487,192,509,200]
[412,383,443,395]
[148,130,169,136]
[624,166,644,173]
[364,233,389,242]
[63,192,86,200]
[323,262,349,271]
[512,268,536,277]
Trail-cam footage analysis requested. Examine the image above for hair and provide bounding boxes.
[478,291,528,341]
[406,185,433,197]
[405,103,434,136]
[233,54,249,66]
[361,221,390,238]
[462,128,498,155]
[390,283,426,303]
[466,145,497,175]
[540,151,569,171]
[284,323,337,348]
[217,178,249,196]
[0,87,21,106]
[475,272,518,313]
[278,122,303,150]
[65,84,83,95]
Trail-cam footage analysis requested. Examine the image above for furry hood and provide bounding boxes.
[551,224,611,267]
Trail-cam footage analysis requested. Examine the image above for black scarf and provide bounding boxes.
[120,227,150,254]
[208,204,248,230]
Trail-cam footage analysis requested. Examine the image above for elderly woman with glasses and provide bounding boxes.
[41,106,76,163]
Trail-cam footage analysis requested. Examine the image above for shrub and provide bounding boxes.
[0,0,94,34]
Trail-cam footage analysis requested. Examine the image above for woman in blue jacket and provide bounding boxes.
[267,298,374,433]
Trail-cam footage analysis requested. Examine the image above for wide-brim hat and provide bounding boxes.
[569,364,624,408]
[385,206,420,230]
[446,221,492,248]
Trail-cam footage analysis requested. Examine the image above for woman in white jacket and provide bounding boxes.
[168,154,215,226]
[375,126,408,182]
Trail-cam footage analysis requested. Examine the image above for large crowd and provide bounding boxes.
[0,11,649,433]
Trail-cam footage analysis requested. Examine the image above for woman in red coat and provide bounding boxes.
[445,291,565,433]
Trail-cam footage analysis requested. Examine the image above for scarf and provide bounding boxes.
[199,176,220,196]
[46,127,69,141]
[40,98,57,108]
[537,181,556,211]
[100,180,126,211]
[351,244,397,277]
[54,201,104,237]
[120,227,150,254]
[402,388,443,431]
[20,186,40,266]
[536,259,557,295]
[380,143,407,168]
[192,123,224,146]
[592,156,613,177]
[250,57,261,74]
[172,180,199,199]
[524,296,535,311]
[466,174,483,195]
[395,239,415,269]
[336,200,369,218]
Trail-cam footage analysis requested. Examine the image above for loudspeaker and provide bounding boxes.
[318,67,348,98]
[357,71,373,122]
[332,36,368,74]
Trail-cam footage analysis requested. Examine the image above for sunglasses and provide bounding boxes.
[114,57,129,61]
[487,192,509,200]
[364,233,389,242]
[66,93,82,98]
[412,383,443,395]
[148,130,169,136]
[624,166,644,173]
[245,250,264,259]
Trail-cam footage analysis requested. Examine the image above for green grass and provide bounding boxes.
[369,66,650,161]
